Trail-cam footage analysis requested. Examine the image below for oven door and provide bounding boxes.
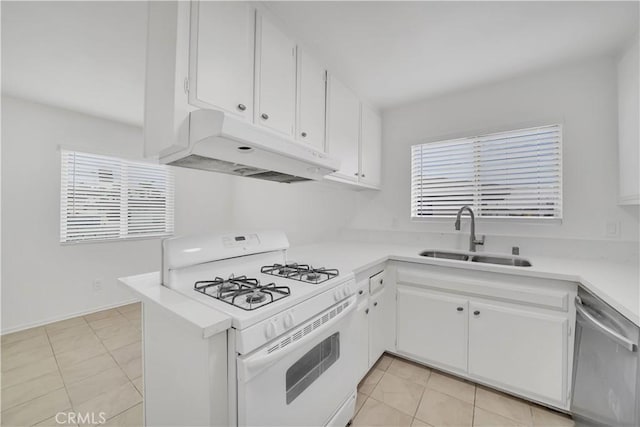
[237,296,358,427]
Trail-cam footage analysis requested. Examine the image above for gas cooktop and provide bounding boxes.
[194,275,291,311]
[260,263,339,284]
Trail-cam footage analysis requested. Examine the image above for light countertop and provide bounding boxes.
[119,241,640,336]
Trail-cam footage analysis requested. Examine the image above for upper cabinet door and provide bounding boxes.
[255,14,296,137]
[360,105,382,187]
[296,48,326,152]
[327,75,360,181]
[190,1,254,120]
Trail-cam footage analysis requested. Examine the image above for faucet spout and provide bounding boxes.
[454,206,484,252]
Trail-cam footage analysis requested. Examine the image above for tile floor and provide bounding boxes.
[354,354,575,427]
[1,303,143,427]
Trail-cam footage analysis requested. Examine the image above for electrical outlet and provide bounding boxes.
[605,221,620,238]
[93,279,103,292]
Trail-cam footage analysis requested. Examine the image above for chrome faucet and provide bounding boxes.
[454,205,485,252]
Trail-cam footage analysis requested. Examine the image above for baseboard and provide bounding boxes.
[1,298,140,335]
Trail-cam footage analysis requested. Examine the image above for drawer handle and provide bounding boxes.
[473,310,480,316]
[261,113,269,120]
[237,104,247,111]
[374,302,378,307]
[379,279,383,285]
[457,307,464,312]
[358,290,364,295]
[365,308,369,314]
[301,132,307,138]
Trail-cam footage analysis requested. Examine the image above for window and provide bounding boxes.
[60,150,175,243]
[411,124,562,219]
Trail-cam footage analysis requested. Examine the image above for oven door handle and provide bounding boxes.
[575,296,637,352]
[240,296,358,379]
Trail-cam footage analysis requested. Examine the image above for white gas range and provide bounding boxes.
[161,230,359,427]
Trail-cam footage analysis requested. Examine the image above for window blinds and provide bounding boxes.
[60,150,175,243]
[411,124,562,219]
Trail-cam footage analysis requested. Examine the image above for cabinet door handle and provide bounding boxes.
[237,104,247,111]
[362,174,366,178]
[374,302,378,307]
[379,279,383,285]
[457,307,464,312]
[365,308,369,314]
[301,132,307,138]
[354,172,360,177]
[473,310,480,316]
[358,290,364,295]
[261,113,269,120]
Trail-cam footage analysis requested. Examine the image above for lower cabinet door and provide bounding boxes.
[468,301,568,405]
[397,286,468,372]
[369,289,390,365]
[353,295,370,381]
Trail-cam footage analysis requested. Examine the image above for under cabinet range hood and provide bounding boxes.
[160,109,340,183]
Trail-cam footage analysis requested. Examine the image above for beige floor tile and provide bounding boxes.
[94,324,138,342]
[59,353,118,385]
[50,333,103,356]
[353,397,413,427]
[1,371,64,411]
[101,328,142,352]
[66,366,130,407]
[45,317,87,335]
[373,354,394,371]
[88,315,130,332]
[474,407,528,427]
[1,326,46,346]
[411,418,432,427]
[531,406,574,427]
[427,371,476,404]
[355,392,367,416]
[358,368,385,395]
[110,342,141,376]
[128,318,142,330]
[371,372,425,416]
[475,387,533,426]
[84,308,123,323]
[131,377,143,396]
[116,303,141,315]
[387,358,431,387]
[34,414,79,426]
[415,389,474,427]
[56,340,107,371]
[2,342,54,372]
[102,403,143,426]
[47,323,95,342]
[0,388,71,427]
[1,334,50,358]
[74,382,142,425]
[120,310,141,324]
[2,356,59,389]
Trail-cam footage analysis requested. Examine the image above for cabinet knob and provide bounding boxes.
[457,307,464,312]
[358,290,364,295]
[374,302,378,307]
[237,103,247,111]
[362,174,366,178]
[301,132,307,138]
[261,113,269,120]
[354,172,359,177]
[473,310,480,316]
[365,308,369,314]
[379,279,383,285]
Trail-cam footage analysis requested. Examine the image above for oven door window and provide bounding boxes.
[286,332,340,404]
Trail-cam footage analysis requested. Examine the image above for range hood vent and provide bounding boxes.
[159,109,339,183]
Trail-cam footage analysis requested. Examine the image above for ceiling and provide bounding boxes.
[2,1,638,126]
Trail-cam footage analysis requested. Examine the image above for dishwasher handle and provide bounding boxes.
[575,296,637,352]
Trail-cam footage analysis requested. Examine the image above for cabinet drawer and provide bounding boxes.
[369,271,385,294]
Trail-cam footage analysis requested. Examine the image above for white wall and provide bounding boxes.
[349,56,640,244]
[617,35,640,203]
[1,96,235,333]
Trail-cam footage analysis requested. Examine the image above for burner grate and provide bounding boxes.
[194,275,290,311]
[261,263,339,284]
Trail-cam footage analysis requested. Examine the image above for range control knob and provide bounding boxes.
[265,321,277,339]
[283,312,295,329]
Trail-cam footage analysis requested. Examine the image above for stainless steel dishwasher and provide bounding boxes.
[571,286,639,426]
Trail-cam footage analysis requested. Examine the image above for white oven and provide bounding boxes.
[237,294,359,427]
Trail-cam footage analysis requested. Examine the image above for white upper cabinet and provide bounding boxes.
[327,75,360,181]
[189,1,254,120]
[359,104,382,187]
[255,14,297,137]
[296,48,327,152]
[617,36,639,205]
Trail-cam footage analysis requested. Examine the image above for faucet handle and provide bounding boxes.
[475,235,485,246]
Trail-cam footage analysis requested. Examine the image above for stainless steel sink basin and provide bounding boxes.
[470,255,532,267]
[419,250,470,261]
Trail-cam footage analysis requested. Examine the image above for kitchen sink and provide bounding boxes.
[419,250,532,267]
[471,255,532,267]
[419,250,470,261]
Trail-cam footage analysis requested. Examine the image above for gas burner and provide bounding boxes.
[194,275,290,311]
[261,263,339,284]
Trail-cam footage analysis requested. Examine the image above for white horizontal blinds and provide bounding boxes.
[411,124,562,219]
[60,150,175,243]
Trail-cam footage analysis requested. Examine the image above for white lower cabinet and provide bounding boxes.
[369,271,394,365]
[353,282,370,381]
[397,287,468,373]
[468,301,568,404]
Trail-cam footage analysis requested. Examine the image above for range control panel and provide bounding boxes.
[222,234,260,248]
